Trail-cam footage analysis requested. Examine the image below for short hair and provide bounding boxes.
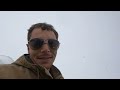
[27,23,58,41]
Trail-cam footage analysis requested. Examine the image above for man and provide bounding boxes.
[0,23,64,79]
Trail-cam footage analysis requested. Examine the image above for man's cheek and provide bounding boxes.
[53,50,57,57]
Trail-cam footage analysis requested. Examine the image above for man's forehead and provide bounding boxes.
[30,28,56,40]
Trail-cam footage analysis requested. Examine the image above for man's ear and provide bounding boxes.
[26,44,29,53]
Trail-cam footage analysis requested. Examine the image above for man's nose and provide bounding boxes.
[40,43,50,53]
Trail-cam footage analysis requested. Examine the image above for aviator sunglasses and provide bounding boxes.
[28,38,60,50]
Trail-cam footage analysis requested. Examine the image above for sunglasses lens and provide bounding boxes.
[29,38,43,50]
[48,39,59,49]
[29,38,59,50]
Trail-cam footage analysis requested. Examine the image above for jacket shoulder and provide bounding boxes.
[0,64,36,79]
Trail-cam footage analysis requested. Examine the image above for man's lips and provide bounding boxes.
[38,57,52,59]
[37,56,53,59]
[36,57,52,64]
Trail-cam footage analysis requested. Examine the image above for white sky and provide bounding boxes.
[0,11,120,79]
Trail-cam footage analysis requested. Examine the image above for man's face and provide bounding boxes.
[27,28,59,70]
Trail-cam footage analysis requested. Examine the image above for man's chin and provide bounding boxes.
[34,59,53,70]
[40,64,51,70]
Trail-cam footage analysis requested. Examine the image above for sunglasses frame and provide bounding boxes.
[28,38,60,50]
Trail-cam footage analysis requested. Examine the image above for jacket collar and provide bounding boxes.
[12,54,63,79]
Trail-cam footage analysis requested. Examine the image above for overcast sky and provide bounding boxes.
[0,11,120,79]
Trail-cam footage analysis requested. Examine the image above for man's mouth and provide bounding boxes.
[37,56,52,60]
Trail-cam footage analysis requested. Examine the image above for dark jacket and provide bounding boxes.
[0,54,64,79]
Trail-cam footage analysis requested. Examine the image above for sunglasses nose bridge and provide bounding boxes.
[40,40,50,53]
[43,39,48,44]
